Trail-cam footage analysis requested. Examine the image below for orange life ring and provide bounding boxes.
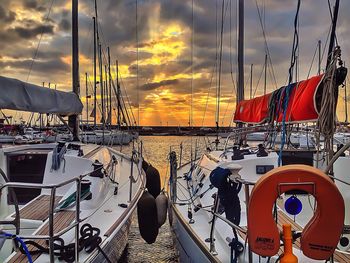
[247,165,345,260]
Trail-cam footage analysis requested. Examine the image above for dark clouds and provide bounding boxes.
[0,58,69,73]
[1,0,350,125]
[59,18,71,31]
[0,5,16,23]
[23,0,46,11]
[12,25,54,39]
[140,79,179,91]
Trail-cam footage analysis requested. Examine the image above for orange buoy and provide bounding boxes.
[247,165,345,260]
[280,224,298,263]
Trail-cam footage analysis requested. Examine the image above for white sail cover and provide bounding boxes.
[0,76,83,115]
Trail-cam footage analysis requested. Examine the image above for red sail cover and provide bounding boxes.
[234,74,324,124]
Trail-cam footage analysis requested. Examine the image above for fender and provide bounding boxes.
[247,165,345,260]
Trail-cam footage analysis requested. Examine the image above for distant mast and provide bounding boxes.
[237,0,244,104]
[93,17,97,127]
[70,0,80,141]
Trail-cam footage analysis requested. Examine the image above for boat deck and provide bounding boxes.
[8,210,75,263]
[238,210,350,263]
[11,195,62,221]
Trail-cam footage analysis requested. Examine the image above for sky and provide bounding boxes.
[1,0,350,126]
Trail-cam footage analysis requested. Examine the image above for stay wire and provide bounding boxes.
[254,0,278,89]
[307,42,319,79]
[26,0,55,82]
[253,64,265,98]
[201,61,216,127]
[278,0,300,166]
[216,0,225,128]
[190,0,194,127]
[229,0,237,97]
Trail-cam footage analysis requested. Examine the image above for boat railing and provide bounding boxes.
[206,177,255,259]
[1,176,87,262]
[0,153,133,263]
[223,124,268,151]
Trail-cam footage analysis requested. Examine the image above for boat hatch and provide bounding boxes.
[281,150,314,166]
[6,149,51,204]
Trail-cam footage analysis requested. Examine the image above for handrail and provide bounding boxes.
[0,150,140,263]
[223,124,322,153]
[0,158,115,192]
[223,124,269,151]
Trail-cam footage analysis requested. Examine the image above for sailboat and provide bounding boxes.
[80,1,136,147]
[169,0,350,262]
[0,1,145,262]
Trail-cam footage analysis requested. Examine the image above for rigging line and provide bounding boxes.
[215,0,218,125]
[228,71,237,126]
[228,0,237,97]
[306,41,319,79]
[26,0,55,82]
[107,66,134,128]
[229,0,232,79]
[201,61,217,127]
[214,1,231,128]
[190,0,194,128]
[136,0,140,127]
[254,0,278,89]
[320,25,332,69]
[253,64,265,98]
[215,0,231,125]
[227,3,237,131]
[216,0,225,128]
[278,0,300,166]
[119,72,137,126]
[221,81,236,126]
[87,77,103,114]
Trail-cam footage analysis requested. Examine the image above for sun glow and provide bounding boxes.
[138,23,186,68]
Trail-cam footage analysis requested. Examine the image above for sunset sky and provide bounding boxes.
[1,0,350,126]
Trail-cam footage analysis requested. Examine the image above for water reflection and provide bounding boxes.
[115,136,211,263]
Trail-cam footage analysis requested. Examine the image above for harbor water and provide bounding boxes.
[116,136,209,263]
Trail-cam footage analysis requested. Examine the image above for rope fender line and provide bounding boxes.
[17,223,111,263]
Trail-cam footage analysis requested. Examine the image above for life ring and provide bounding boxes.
[247,164,345,260]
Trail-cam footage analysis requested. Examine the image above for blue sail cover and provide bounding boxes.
[0,76,83,115]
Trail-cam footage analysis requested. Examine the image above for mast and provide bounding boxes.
[345,62,348,123]
[295,55,298,82]
[108,47,112,128]
[93,17,97,127]
[40,82,44,129]
[215,0,224,149]
[318,40,321,75]
[99,43,104,143]
[264,54,267,95]
[136,0,140,127]
[85,72,88,126]
[54,84,57,125]
[323,0,340,179]
[116,60,121,128]
[250,64,253,99]
[70,0,80,141]
[104,64,109,128]
[237,0,244,104]
[326,0,340,69]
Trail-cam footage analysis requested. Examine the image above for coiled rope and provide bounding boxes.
[18,223,111,263]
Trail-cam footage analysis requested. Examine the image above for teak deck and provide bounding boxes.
[8,210,75,263]
[12,195,62,221]
[238,210,350,263]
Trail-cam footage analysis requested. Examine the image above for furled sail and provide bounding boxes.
[0,76,83,115]
[234,74,324,124]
